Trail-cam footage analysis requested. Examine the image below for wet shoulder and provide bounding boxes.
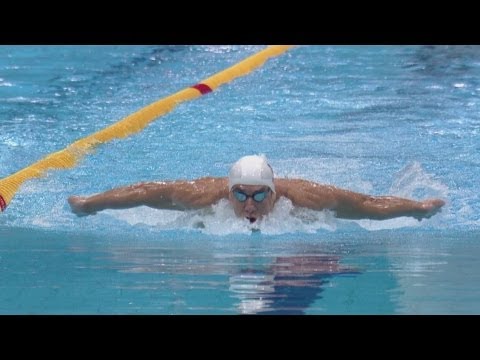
[196,176,228,187]
[195,177,229,198]
[274,178,314,198]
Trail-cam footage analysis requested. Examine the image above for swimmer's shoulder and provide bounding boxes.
[195,176,228,187]
[193,177,229,199]
[274,177,309,197]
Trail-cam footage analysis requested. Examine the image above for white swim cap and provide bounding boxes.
[228,155,275,192]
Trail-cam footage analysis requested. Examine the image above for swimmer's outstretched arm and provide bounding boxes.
[68,177,229,216]
[274,178,445,221]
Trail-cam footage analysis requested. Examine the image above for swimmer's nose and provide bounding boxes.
[244,199,257,213]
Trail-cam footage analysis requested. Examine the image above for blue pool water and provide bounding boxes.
[0,45,479,314]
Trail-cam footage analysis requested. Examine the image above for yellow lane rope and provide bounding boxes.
[0,45,294,212]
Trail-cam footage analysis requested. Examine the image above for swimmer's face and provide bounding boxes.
[229,185,276,223]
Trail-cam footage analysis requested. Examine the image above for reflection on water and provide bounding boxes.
[229,255,359,315]
[99,239,360,315]
[4,228,480,314]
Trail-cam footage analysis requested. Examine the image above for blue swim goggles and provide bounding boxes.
[233,189,270,203]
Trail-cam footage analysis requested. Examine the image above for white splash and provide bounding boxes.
[353,162,449,231]
[389,161,449,199]
[105,198,338,236]
[103,162,449,235]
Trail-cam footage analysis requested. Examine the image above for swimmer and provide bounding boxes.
[68,155,445,223]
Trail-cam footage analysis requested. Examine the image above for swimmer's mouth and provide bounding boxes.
[247,217,257,223]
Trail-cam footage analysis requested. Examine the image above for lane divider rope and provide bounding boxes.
[0,45,293,212]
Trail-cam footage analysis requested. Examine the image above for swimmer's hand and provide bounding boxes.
[68,196,97,217]
[414,198,445,221]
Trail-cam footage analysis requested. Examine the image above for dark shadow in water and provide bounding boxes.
[44,46,187,104]
[99,46,186,79]
[0,46,188,127]
[407,45,480,77]
[229,254,360,315]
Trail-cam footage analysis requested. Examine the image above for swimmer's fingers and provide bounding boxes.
[68,196,96,217]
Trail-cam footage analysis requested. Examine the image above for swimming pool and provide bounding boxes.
[1,45,479,314]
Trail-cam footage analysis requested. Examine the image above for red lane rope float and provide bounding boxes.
[0,195,6,212]
[191,83,213,94]
[0,45,294,212]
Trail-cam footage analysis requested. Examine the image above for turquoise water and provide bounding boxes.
[0,45,479,314]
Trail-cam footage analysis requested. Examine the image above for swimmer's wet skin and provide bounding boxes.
[68,154,445,223]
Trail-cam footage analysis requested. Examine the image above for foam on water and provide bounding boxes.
[353,161,450,231]
[103,198,337,236]
[389,161,449,199]
[102,162,448,235]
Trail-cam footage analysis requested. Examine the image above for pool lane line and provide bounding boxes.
[0,45,294,212]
